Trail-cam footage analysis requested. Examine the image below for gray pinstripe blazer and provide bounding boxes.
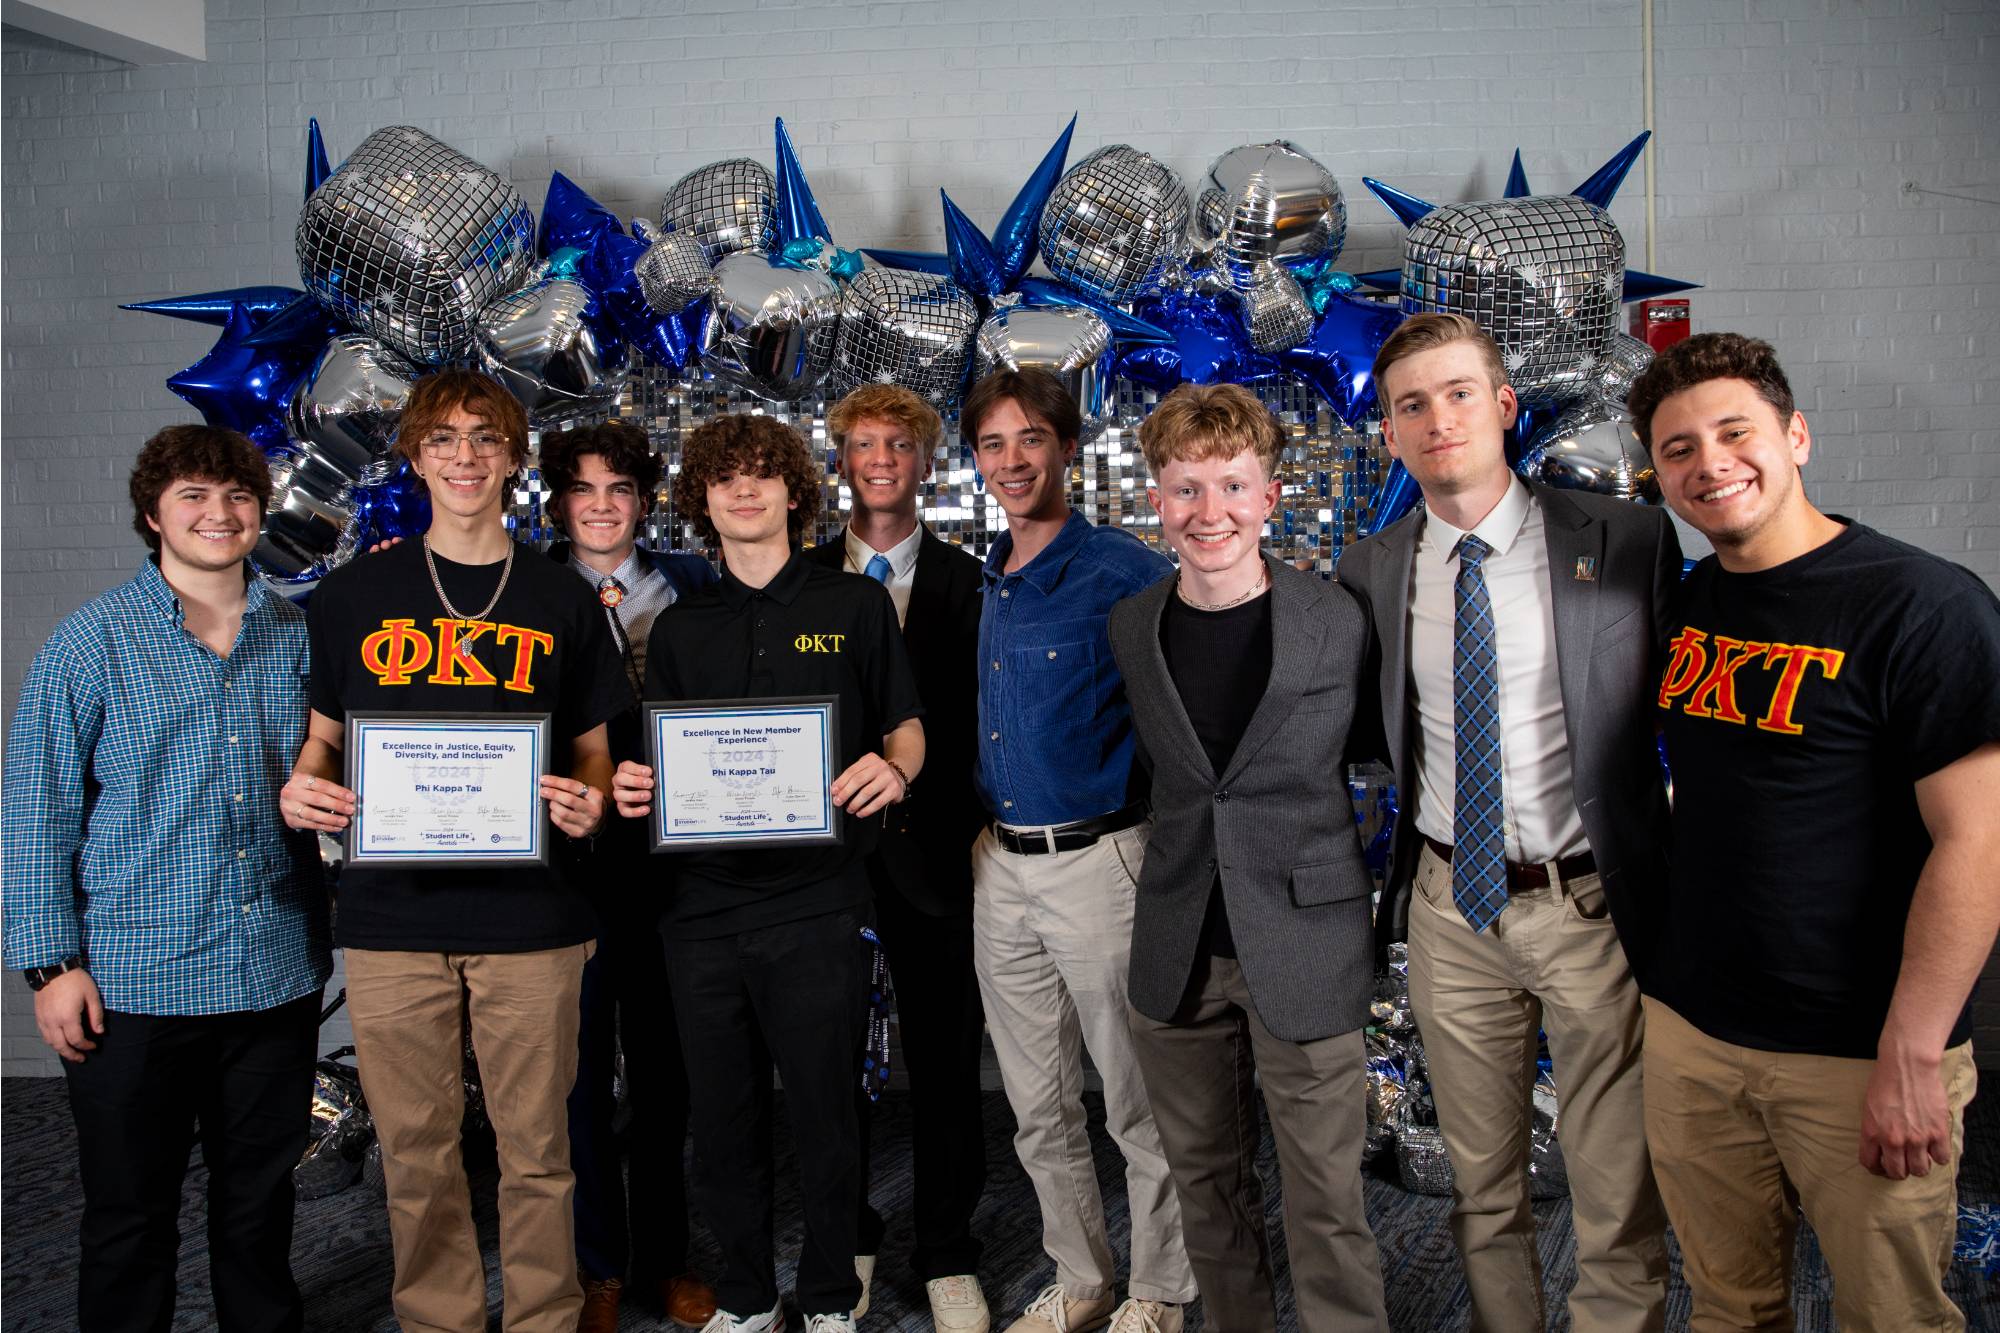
[1109,555,1380,1043]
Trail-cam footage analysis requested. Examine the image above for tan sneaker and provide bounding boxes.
[926,1274,991,1333]
[1105,1300,1181,1333]
[1005,1283,1115,1333]
[853,1254,876,1318]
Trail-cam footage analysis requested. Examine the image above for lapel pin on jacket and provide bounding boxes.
[1574,555,1598,582]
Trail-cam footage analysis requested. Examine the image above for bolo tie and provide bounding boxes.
[597,577,644,698]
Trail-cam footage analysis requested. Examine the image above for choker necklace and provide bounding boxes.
[423,534,515,623]
[1176,565,1268,612]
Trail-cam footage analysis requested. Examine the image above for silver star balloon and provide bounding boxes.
[256,450,353,580]
[972,304,1114,443]
[1518,397,1659,503]
[661,159,778,267]
[295,126,536,367]
[286,334,417,496]
[475,279,627,421]
[1038,145,1191,304]
[701,252,842,403]
[827,269,980,411]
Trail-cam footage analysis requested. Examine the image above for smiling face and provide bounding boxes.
[413,405,510,524]
[556,452,645,565]
[1378,339,1518,507]
[838,415,929,521]
[704,464,797,550]
[1649,376,1814,556]
[973,397,1076,525]
[1149,449,1279,581]
[147,474,262,577]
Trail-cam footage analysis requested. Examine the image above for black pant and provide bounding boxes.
[569,912,694,1283]
[665,907,871,1319]
[856,888,988,1280]
[63,991,321,1333]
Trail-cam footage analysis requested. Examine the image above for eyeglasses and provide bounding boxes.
[419,429,508,459]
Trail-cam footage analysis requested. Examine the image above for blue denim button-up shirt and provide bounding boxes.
[975,511,1172,826]
[2,560,332,1016]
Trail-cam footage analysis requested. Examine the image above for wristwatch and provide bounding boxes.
[23,956,85,991]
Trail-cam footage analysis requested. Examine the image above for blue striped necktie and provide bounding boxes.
[1451,534,1507,931]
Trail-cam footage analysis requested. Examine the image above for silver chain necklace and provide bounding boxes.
[1176,565,1269,613]
[423,534,515,623]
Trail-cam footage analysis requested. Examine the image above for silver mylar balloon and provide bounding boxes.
[827,269,980,411]
[971,305,1114,443]
[1240,262,1315,354]
[1519,397,1660,504]
[1401,194,1626,408]
[286,335,417,495]
[701,252,842,403]
[1593,331,1655,405]
[1195,141,1347,279]
[296,126,536,367]
[1038,145,1191,304]
[635,229,717,315]
[661,159,778,266]
[256,450,354,579]
[475,279,627,421]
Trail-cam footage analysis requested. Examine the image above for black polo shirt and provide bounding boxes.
[642,550,923,937]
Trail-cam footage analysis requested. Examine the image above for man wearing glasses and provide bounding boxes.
[283,370,632,1333]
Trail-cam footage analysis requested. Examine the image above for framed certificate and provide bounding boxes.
[645,696,842,852]
[344,712,553,867]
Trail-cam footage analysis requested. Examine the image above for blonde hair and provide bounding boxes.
[1137,383,1282,478]
[828,384,943,455]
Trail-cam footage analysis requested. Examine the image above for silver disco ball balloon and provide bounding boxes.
[701,252,842,403]
[661,159,778,267]
[1038,145,1191,304]
[1593,331,1655,406]
[1240,262,1315,354]
[296,126,536,367]
[635,229,717,315]
[1400,194,1626,408]
[827,269,980,411]
[286,335,416,495]
[971,304,1114,443]
[1519,397,1659,503]
[1195,140,1347,279]
[475,279,627,421]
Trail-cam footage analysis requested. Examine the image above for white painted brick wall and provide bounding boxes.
[4,0,1996,1075]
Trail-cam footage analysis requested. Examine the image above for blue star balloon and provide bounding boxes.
[538,170,624,260]
[165,303,320,454]
[1119,287,1275,392]
[239,291,344,350]
[348,457,431,550]
[1274,291,1404,427]
[773,117,833,249]
[121,286,306,326]
[305,117,333,201]
[538,175,701,369]
[1366,460,1424,535]
[1360,131,1698,302]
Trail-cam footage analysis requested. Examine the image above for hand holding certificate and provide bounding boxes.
[330,713,555,867]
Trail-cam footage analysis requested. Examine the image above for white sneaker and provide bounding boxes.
[1005,1283,1114,1333]
[701,1301,786,1333]
[806,1315,856,1333]
[853,1254,876,1318]
[927,1274,991,1333]
[1106,1299,1182,1333]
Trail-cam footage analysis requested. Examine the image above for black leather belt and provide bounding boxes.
[993,804,1148,856]
[1421,835,1595,893]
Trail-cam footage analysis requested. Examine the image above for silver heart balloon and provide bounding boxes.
[701,252,842,403]
[1400,194,1626,408]
[295,126,536,367]
[827,269,980,411]
[1593,332,1655,406]
[1519,397,1659,504]
[1195,141,1347,279]
[286,335,417,495]
[661,159,778,267]
[635,229,717,315]
[1240,262,1316,354]
[971,305,1114,443]
[1039,145,1191,304]
[475,279,628,421]
[256,449,354,580]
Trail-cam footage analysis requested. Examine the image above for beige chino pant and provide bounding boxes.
[345,944,590,1333]
[1643,997,1976,1332]
[1407,844,1668,1333]
[971,822,1197,1305]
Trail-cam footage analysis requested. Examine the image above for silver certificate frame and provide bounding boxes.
[343,711,554,868]
[645,695,842,852]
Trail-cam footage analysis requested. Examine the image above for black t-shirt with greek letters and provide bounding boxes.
[307,539,633,952]
[1656,522,2000,1057]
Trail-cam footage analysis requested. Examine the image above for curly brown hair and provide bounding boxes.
[1627,332,1796,452]
[128,424,272,554]
[395,369,531,472]
[672,413,822,547]
[539,420,663,532]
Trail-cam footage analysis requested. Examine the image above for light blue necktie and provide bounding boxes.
[864,553,892,585]
[1452,534,1507,932]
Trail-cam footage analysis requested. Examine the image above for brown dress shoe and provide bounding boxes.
[664,1274,718,1329]
[580,1274,622,1333]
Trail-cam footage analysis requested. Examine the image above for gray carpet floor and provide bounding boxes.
[3,1076,1995,1331]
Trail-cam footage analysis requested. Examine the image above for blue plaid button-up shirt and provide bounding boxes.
[2,560,332,1015]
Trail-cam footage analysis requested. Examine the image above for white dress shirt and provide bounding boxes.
[843,522,922,628]
[1406,477,1587,865]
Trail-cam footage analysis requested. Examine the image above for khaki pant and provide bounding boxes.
[971,823,1196,1305]
[1642,997,1976,1332]
[1129,957,1389,1333]
[345,945,591,1333]
[1407,844,1667,1333]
